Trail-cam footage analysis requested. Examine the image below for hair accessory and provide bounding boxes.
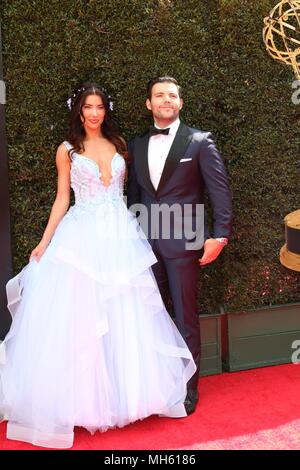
[66,86,113,111]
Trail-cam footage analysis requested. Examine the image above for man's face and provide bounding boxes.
[146,82,183,124]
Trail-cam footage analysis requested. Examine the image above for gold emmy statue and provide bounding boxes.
[263,3,300,271]
[263,0,300,79]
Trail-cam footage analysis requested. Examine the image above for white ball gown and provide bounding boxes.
[0,141,196,449]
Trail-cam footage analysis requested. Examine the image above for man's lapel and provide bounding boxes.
[134,122,193,197]
[135,132,156,197]
[156,122,193,194]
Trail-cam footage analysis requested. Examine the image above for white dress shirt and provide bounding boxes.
[148,118,181,191]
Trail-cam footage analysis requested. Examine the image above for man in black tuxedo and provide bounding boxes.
[127,76,233,415]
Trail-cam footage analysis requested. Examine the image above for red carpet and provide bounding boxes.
[1,363,300,450]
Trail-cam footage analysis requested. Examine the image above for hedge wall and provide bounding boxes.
[1,0,299,313]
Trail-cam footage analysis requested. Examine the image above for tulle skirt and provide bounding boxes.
[0,199,196,448]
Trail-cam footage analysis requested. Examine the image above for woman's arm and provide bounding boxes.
[30,144,71,262]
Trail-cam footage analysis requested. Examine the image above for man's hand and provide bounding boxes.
[199,238,224,266]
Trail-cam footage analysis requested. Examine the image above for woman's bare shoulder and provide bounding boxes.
[56,143,71,166]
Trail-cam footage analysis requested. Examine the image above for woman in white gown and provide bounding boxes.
[0,82,196,449]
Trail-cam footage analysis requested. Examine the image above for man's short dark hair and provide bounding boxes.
[147,76,182,100]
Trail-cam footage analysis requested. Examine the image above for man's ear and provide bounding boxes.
[179,98,183,110]
[146,98,152,111]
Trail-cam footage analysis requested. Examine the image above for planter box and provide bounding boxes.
[199,312,223,376]
[223,303,300,372]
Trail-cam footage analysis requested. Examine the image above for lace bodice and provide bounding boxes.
[63,141,126,208]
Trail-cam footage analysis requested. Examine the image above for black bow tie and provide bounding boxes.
[149,126,170,137]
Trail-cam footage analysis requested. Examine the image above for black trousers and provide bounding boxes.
[151,240,201,392]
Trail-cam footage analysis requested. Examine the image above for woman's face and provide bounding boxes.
[80,94,106,132]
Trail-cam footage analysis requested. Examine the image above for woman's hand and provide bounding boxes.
[30,240,48,263]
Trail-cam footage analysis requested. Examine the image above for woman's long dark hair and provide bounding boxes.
[66,81,127,160]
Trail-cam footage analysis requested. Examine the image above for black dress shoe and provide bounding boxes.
[184,389,199,415]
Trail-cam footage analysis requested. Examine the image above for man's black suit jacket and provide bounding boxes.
[127,122,233,259]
